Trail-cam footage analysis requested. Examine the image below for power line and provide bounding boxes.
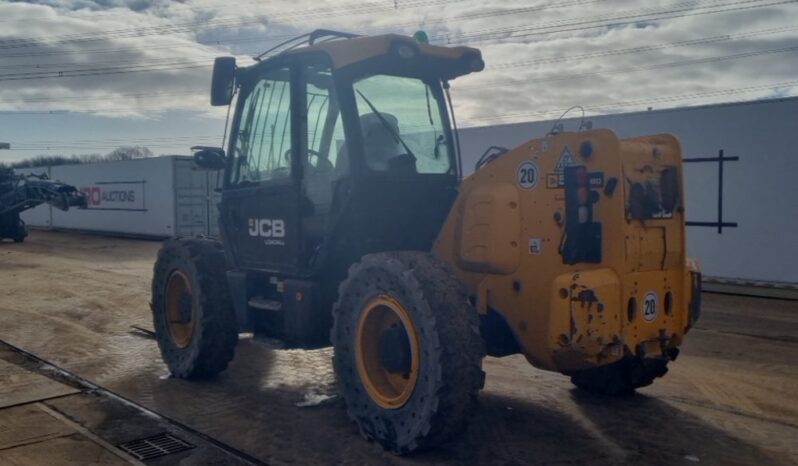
[12,135,220,146]
[1,89,206,104]
[0,0,470,51]
[1,0,780,58]
[9,136,224,151]
[460,79,798,124]
[3,42,796,112]
[0,0,791,83]
[488,24,798,70]
[5,37,794,92]
[460,44,798,89]
[3,21,796,82]
[0,0,602,61]
[441,0,798,45]
[3,79,796,119]
[0,63,211,82]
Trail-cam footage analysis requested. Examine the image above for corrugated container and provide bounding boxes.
[26,156,218,238]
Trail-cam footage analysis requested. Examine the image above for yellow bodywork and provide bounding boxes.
[286,33,482,78]
[434,129,699,373]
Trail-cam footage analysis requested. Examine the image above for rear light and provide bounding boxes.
[561,165,602,264]
[575,166,588,185]
[578,206,589,224]
[577,187,589,206]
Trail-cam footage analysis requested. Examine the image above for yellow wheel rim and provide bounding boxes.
[165,270,196,349]
[355,294,420,409]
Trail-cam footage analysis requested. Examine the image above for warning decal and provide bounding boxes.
[554,146,576,172]
[547,146,577,189]
[545,146,606,189]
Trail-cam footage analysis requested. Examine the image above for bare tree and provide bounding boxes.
[105,146,153,161]
[3,146,153,168]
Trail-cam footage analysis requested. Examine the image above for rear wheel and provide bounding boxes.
[151,237,238,379]
[570,357,669,396]
[332,252,485,454]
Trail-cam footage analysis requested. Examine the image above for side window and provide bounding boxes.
[231,67,292,185]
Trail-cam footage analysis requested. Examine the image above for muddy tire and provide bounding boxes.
[151,237,238,379]
[570,358,669,396]
[331,252,485,454]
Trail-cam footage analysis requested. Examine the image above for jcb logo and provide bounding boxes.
[248,218,286,238]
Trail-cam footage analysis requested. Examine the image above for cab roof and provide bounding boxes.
[259,31,484,81]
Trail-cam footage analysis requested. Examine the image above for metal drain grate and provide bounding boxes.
[118,432,195,460]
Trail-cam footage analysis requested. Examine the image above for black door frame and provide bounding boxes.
[220,56,304,274]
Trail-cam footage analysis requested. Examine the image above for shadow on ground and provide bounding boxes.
[107,336,784,466]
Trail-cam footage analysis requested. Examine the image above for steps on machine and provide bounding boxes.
[248,297,282,312]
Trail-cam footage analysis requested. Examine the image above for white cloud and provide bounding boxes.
[0,0,796,156]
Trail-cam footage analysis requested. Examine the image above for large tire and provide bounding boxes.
[331,252,485,454]
[570,357,669,396]
[151,237,238,379]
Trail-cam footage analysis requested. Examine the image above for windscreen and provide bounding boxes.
[352,75,453,175]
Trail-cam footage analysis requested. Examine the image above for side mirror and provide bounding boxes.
[192,146,226,171]
[211,57,236,106]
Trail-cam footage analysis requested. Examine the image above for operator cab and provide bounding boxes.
[199,31,482,273]
[194,31,482,344]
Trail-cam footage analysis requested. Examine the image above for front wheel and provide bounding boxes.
[151,237,238,379]
[331,252,485,454]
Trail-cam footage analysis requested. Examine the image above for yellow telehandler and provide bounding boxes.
[151,30,701,453]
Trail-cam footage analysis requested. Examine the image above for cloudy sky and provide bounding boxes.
[0,0,796,162]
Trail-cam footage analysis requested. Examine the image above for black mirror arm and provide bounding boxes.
[192,146,227,171]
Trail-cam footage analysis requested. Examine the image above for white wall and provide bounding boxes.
[457,97,798,285]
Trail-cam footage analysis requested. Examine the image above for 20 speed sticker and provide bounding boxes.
[516,160,539,190]
[642,291,659,322]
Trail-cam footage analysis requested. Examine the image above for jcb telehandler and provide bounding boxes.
[151,30,701,454]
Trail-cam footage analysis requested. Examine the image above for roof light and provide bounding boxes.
[413,30,430,44]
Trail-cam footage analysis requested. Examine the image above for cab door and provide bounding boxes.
[298,59,349,270]
[220,62,302,273]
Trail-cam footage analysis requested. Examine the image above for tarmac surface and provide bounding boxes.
[1,230,797,465]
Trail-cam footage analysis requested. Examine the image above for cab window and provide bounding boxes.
[230,67,293,185]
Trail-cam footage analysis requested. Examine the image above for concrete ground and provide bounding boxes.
[0,230,796,466]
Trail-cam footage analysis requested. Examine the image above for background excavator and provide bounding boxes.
[0,167,87,242]
[150,30,702,454]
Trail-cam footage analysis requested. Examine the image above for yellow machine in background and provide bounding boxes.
[152,30,701,455]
